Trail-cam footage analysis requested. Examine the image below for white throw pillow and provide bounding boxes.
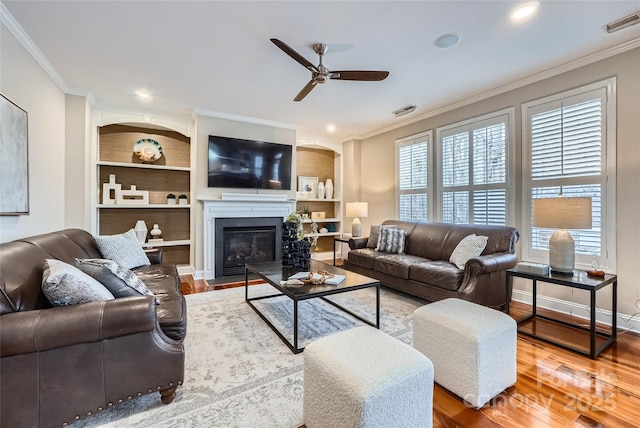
[94,229,150,270]
[42,259,115,306]
[449,234,489,269]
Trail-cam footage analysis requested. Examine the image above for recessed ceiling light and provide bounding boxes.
[135,89,152,101]
[511,1,539,20]
[326,124,336,133]
[434,33,460,49]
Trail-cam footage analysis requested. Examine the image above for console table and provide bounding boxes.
[506,269,617,359]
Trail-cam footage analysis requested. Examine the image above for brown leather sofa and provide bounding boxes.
[344,220,519,308]
[0,229,186,428]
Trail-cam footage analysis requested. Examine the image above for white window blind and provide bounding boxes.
[397,132,431,222]
[438,112,510,226]
[522,79,615,270]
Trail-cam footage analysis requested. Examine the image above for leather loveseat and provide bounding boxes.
[344,220,519,308]
[0,229,186,428]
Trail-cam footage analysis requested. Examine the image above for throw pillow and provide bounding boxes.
[449,234,489,270]
[94,229,150,270]
[376,226,406,254]
[76,258,154,298]
[366,224,398,249]
[42,259,115,306]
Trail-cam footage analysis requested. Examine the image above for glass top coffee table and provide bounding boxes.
[245,259,380,353]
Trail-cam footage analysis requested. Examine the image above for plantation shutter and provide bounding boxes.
[397,134,430,222]
[439,114,508,225]
[529,96,603,256]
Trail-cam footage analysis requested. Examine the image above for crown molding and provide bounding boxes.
[351,37,640,142]
[193,107,298,131]
[1,3,67,92]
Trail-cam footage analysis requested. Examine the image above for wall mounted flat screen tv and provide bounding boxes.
[208,135,293,190]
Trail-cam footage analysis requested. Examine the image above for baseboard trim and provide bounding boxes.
[512,289,640,335]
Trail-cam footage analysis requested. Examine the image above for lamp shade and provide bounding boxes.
[533,197,592,229]
[346,202,368,218]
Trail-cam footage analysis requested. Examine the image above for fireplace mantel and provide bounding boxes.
[201,198,295,279]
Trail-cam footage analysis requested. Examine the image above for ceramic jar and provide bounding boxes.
[317,181,325,199]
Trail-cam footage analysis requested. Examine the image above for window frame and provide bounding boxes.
[435,107,516,226]
[395,130,433,222]
[521,78,617,271]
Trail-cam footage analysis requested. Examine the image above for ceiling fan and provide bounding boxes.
[270,38,389,102]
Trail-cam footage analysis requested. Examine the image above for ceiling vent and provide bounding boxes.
[393,105,416,117]
[603,11,640,33]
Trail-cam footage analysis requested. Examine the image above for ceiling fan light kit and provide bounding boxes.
[270,38,389,101]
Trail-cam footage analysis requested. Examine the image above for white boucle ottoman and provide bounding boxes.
[413,298,516,408]
[304,326,434,428]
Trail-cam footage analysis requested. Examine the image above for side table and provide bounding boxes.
[506,268,617,359]
[333,236,351,266]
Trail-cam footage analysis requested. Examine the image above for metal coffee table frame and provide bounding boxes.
[245,260,380,354]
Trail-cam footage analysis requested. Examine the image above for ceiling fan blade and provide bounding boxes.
[330,70,389,81]
[270,38,318,72]
[294,80,317,102]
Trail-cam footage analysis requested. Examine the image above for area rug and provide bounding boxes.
[71,284,424,427]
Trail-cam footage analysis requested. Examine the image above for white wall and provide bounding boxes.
[0,22,66,242]
[193,114,297,275]
[347,47,640,318]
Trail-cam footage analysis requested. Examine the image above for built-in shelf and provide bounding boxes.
[304,232,341,238]
[141,239,190,248]
[96,123,192,266]
[296,198,340,202]
[98,204,191,209]
[302,218,340,223]
[97,160,191,172]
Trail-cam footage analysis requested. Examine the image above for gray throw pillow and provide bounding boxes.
[42,259,115,306]
[375,227,406,254]
[76,258,154,298]
[366,224,397,249]
[94,229,150,269]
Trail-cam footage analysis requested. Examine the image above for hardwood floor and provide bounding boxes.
[180,276,640,427]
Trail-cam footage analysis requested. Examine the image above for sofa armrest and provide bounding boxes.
[465,252,518,275]
[349,237,369,250]
[145,248,163,264]
[0,296,157,358]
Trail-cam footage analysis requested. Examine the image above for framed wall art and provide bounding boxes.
[0,94,29,215]
[297,176,318,199]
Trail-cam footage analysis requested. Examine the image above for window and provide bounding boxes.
[522,78,616,270]
[437,109,513,225]
[396,131,432,222]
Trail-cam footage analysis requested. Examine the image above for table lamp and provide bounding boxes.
[346,201,368,237]
[532,196,592,275]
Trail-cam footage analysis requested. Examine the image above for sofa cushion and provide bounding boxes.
[76,258,154,298]
[42,259,115,306]
[347,248,383,270]
[94,229,150,270]
[376,227,406,254]
[409,261,464,291]
[449,234,488,269]
[374,254,430,280]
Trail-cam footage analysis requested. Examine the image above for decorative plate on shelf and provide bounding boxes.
[133,139,163,162]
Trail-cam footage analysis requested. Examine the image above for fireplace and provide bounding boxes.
[215,217,283,277]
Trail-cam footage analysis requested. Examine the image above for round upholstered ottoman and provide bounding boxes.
[413,298,517,408]
[303,326,434,428]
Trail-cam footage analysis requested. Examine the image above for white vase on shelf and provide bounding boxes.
[325,179,334,199]
[317,181,325,199]
[133,220,147,243]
